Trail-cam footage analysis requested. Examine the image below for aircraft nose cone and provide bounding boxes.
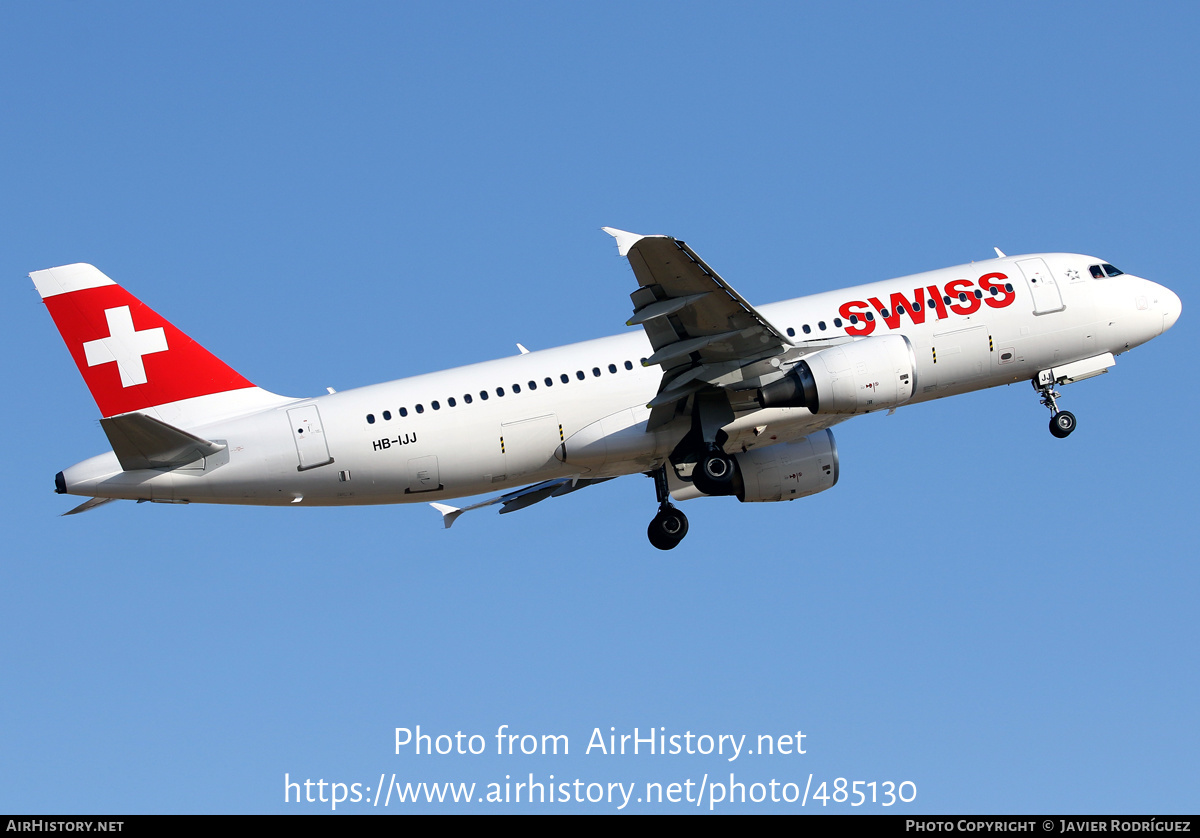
[1162,287,1182,333]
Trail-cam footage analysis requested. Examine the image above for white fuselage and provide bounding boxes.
[58,253,1180,507]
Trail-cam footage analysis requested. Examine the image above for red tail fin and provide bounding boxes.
[31,263,258,418]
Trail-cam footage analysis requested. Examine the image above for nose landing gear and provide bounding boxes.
[1050,409,1077,438]
[1037,381,1077,439]
[646,466,689,550]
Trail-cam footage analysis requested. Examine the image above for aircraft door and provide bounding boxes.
[1017,258,1065,314]
[287,405,334,471]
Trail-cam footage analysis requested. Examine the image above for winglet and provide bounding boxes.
[430,502,464,529]
[602,227,664,257]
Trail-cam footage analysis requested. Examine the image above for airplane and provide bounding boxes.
[31,228,1181,549]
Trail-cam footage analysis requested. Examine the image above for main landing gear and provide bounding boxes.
[691,446,736,497]
[1037,380,1077,439]
[647,466,689,550]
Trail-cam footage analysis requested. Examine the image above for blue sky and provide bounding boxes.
[1,1,1196,813]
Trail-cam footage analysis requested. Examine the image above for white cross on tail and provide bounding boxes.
[82,306,168,387]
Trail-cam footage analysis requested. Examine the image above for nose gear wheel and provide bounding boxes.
[1038,382,1077,438]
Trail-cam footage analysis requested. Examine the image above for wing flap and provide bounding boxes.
[430,476,614,529]
[626,292,713,326]
[62,496,119,516]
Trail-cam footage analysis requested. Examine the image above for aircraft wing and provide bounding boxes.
[604,228,799,427]
[62,496,118,516]
[430,476,614,529]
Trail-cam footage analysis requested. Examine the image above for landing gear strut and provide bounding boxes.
[647,466,688,550]
[689,390,737,497]
[1037,380,1077,439]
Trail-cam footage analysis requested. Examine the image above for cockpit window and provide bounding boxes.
[1102,263,1124,277]
[1089,265,1105,279]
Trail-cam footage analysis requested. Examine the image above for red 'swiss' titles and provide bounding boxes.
[839,272,1016,336]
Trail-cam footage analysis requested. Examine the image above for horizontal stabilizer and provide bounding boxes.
[100,412,226,471]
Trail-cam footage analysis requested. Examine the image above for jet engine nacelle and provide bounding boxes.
[758,334,917,414]
[731,429,839,503]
